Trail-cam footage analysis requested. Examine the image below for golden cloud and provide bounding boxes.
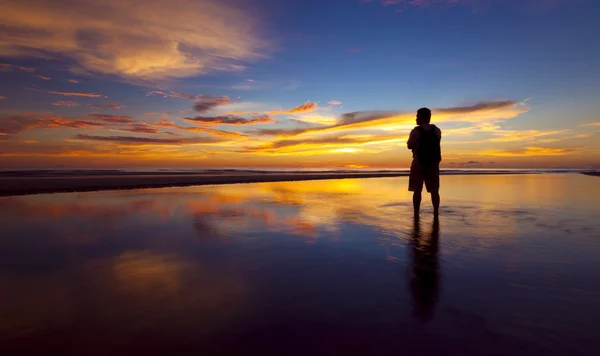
[48,91,102,97]
[0,0,267,80]
[154,120,247,138]
[269,102,318,115]
[475,146,583,157]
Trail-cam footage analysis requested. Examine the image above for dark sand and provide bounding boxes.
[582,171,600,177]
[0,170,545,197]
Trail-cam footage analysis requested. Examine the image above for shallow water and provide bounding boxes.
[0,174,599,355]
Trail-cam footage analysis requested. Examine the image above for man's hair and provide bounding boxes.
[417,107,432,123]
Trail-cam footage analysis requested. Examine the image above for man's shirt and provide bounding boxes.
[407,124,442,160]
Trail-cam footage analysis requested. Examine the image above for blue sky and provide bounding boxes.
[1,0,599,168]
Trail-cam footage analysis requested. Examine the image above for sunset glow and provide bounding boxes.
[1,0,599,169]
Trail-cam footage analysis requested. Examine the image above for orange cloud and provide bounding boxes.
[0,96,5,100]
[0,114,106,134]
[154,120,246,138]
[328,100,343,105]
[88,114,136,124]
[36,75,51,80]
[0,0,267,80]
[67,79,80,84]
[269,102,318,115]
[87,104,123,110]
[475,146,583,157]
[257,100,526,138]
[120,125,163,134]
[52,101,79,108]
[48,91,102,98]
[75,134,223,146]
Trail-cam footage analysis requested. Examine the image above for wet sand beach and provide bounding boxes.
[0,170,541,197]
[1,174,599,355]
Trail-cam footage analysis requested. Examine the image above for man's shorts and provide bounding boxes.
[408,160,440,193]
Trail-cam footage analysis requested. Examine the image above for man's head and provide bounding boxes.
[416,107,432,125]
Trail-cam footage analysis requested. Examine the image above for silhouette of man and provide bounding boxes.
[407,108,442,218]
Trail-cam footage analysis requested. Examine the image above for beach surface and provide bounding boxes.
[0,169,558,196]
[1,173,599,355]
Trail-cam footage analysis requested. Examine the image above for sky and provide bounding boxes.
[1,0,599,169]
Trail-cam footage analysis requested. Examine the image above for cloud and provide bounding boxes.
[0,114,105,134]
[256,100,527,138]
[36,75,51,80]
[0,0,267,81]
[184,115,275,126]
[466,161,480,164]
[0,96,5,100]
[269,102,318,115]
[147,91,228,101]
[368,0,568,12]
[120,125,162,134]
[580,121,600,127]
[475,146,583,157]
[88,114,136,124]
[0,63,35,72]
[242,133,406,155]
[67,79,80,84]
[48,91,102,97]
[155,120,247,138]
[193,95,232,112]
[328,100,343,105]
[87,104,123,109]
[75,134,222,145]
[52,101,79,107]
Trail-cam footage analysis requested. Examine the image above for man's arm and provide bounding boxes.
[407,128,419,150]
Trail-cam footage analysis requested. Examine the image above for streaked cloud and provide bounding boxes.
[0,114,105,135]
[0,63,35,72]
[580,121,600,127]
[0,0,267,81]
[475,146,583,157]
[48,91,102,98]
[87,104,123,110]
[120,125,163,134]
[35,75,51,80]
[75,134,222,145]
[328,100,343,105]
[184,115,275,126]
[257,100,527,138]
[155,120,247,138]
[52,101,79,108]
[269,102,318,115]
[193,96,232,112]
[67,79,80,84]
[242,133,407,155]
[88,114,136,124]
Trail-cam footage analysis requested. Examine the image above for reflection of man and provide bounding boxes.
[407,108,442,218]
[409,218,440,322]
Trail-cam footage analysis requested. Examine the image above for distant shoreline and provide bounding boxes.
[0,170,548,197]
[582,172,600,177]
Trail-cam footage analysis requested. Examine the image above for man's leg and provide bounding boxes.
[431,192,440,216]
[413,191,422,218]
